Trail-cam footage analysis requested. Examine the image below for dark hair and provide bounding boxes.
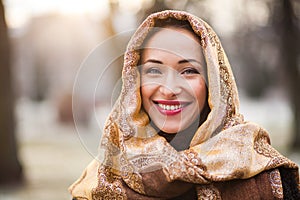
[154,18,195,32]
[142,18,201,47]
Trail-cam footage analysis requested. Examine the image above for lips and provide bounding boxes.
[153,100,190,115]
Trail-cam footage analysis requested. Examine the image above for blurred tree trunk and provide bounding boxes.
[276,0,300,150]
[0,0,23,184]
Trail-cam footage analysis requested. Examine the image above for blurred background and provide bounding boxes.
[0,0,299,199]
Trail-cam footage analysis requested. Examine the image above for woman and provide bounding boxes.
[69,10,299,199]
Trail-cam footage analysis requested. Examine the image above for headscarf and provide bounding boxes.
[69,10,298,199]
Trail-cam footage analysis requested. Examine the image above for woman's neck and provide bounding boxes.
[169,119,200,151]
[154,118,200,151]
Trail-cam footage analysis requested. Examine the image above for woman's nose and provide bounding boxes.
[159,75,182,97]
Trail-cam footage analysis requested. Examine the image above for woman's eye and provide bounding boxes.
[146,68,162,74]
[182,68,200,75]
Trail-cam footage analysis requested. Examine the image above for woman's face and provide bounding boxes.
[140,27,207,134]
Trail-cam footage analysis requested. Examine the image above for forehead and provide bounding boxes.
[142,27,202,59]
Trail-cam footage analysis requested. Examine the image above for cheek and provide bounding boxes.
[189,79,207,108]
[141,85,153,110]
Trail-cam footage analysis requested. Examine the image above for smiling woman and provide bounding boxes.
[140,24,209,148]
[69,10,299,199]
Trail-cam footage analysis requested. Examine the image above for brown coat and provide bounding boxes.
[171,168,299,200]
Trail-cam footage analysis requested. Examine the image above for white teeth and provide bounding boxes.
[158,104,182,110]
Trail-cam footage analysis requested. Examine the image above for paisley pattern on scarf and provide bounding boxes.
[269,169,284,199]
[69,10,298,199]
[254,129,298,170]
[197,185,221,200]
[92,166,127,200]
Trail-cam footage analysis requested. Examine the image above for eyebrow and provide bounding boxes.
[144,59,202,65]
[178,59,202,65]
[143,59,163,64]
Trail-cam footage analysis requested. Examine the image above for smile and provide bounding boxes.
[153,100,190,115]
[157,104,182,111]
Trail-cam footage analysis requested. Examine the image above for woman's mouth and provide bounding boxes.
[153,100,190,115]
[157,103,182,111]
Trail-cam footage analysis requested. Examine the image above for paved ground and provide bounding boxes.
[0,99,299,200]
[0,126,93,200]
[0,100,96,200]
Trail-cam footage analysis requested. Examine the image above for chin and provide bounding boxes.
[160,125,182,134]
[161,130,178,134]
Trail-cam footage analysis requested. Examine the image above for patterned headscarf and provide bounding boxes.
[69,10,298,199]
